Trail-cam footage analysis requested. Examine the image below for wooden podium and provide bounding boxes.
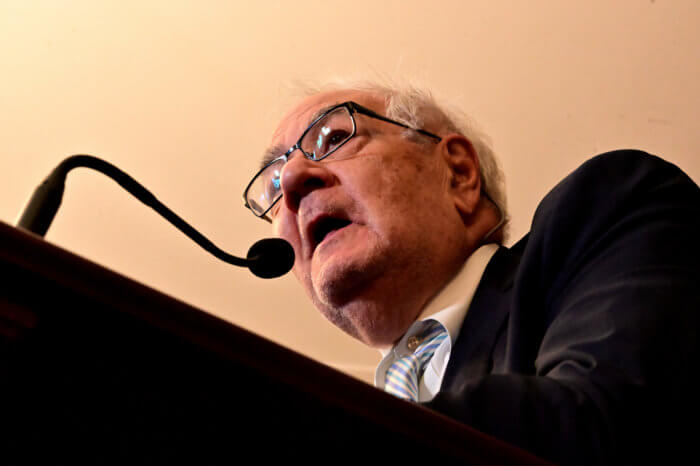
[0,221,550,465]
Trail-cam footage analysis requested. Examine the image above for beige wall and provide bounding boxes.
[1,0,698,383]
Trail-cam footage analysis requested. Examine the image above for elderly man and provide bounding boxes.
[243,82,699,465]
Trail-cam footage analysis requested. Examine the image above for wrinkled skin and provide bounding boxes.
[268,90,495,348]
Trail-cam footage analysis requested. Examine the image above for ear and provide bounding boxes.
[441,134,481,218]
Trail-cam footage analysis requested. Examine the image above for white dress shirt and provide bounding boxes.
[374,244,499,402]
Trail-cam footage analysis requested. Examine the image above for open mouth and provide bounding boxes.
[310,216,352,251]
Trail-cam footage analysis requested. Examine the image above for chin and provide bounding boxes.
[316,297,400,348]
[304,235,419,346]
[310,268,414,349]
[311,248,384,310]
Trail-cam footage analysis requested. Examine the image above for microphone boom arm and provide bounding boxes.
[17,155,294,278]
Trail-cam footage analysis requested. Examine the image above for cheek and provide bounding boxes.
[358,154,445,219]
[275,217,312,287]
[273,215,302,260]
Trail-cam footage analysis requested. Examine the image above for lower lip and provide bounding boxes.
[316,224,351,252]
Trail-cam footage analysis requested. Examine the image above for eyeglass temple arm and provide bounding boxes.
[481,191,506,242]
[348,103,442,141]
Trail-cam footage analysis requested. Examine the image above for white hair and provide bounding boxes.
[283,76,509,242]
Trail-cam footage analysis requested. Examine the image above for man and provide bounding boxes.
[243,81,699,465]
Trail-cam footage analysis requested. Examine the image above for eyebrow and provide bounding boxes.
[308,102,340,124]
[259,102,342,168]
[260,144,285,169]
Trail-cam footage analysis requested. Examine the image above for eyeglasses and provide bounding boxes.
[243,101,442,220]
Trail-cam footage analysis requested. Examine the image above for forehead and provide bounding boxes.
[271,90,386,147]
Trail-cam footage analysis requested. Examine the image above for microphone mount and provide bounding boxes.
[16,155,294,279]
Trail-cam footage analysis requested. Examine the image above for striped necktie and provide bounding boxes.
[384,321,448,402]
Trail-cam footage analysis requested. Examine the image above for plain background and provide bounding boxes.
[1,0,698,383]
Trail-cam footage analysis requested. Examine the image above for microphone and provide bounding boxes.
[16,155,294,279]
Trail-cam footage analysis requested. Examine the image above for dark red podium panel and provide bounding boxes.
[0,221,550,465]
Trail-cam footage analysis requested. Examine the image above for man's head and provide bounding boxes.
[249,80,506,348]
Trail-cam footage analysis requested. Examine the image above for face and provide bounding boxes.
[268,90,471,348]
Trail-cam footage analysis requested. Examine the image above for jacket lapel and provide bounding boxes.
[441,242,524,388]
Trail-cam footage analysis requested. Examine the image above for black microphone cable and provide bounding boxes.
[17,155,294,279]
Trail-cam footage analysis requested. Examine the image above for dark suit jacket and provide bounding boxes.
[424,150,699,465]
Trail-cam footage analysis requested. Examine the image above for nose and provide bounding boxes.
[280,154,336,213]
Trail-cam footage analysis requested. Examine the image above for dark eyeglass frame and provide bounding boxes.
[243,101,442,221]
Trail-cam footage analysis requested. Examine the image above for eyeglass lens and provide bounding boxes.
[247,158,284,216]
[301,106,354,161]
[247,106,355,216]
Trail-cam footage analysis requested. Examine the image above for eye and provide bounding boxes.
[317,128,351,154]
[263,166,283,200]
[302,107,354,160]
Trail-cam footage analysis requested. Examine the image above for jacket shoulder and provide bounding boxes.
[533,149,697,227]
[527,149,698,258]
[517,148,699,327]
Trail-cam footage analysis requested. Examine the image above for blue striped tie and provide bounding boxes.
[384,321,448,402]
